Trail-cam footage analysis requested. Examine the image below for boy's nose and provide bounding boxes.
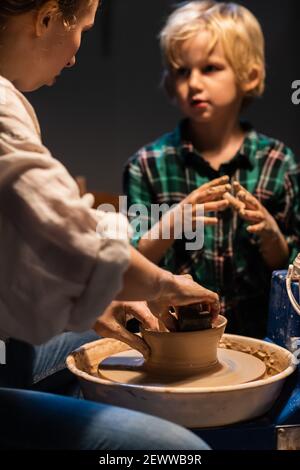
[188,70,204,90]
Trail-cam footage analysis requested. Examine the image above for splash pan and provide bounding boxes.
[66,334,296,428]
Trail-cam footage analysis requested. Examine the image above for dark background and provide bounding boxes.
[27,0,300,194]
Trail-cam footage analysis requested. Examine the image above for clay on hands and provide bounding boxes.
[223,191,246,211]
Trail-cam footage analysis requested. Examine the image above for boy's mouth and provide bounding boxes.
[190,98,209,108]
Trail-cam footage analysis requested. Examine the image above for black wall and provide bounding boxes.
[28,0,300,193]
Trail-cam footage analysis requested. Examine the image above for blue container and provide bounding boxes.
[267,270,300,349]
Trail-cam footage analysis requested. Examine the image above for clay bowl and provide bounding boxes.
[141,315,227,377]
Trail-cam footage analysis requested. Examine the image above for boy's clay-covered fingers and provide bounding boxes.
[233,182,260,209]
[201,175,230,190]
[193,216,218,226]
[239,209,264,223]
[236,190,259,210]
[247,221,266,233]
[191,184,231,204]
[222,192,246,211]
[190,200,229,226]
[195,184,232,203]
[195,175,231,200]
[232,181,246,195]
[203,199,229,212]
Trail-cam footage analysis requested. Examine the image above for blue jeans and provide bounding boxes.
[0,332,210,450]
[0,331,99,394]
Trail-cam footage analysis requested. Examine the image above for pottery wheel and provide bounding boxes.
[98,348,266,388]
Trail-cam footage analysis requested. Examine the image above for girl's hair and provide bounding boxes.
[160,1,265,97]
[0,1,90,28]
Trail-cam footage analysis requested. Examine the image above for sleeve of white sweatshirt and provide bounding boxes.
[0,76,130,344]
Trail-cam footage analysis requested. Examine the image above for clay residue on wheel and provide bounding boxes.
[219,338,288,377]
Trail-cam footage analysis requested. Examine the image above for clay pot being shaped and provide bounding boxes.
[141,315,227,377]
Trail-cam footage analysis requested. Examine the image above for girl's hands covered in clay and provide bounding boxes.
[93,301,160,359]
[148,274,220,331]
[159,273,220,317]
[181,175,231,227]
[94,276,220,357]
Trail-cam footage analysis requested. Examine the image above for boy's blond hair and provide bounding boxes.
[160,1,265,97]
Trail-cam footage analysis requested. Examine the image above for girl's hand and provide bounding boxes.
[148,274,220,332]
[93,301,160,358]
[156,272,220,321]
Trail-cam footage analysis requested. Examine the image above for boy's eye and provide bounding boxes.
[176,67,190,78]
[203,65,220,74]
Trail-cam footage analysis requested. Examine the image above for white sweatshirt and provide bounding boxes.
[0,76,130,344]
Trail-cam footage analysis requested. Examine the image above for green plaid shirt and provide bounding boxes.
[123,121,300,337]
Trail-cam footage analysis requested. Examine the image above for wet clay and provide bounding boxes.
[140,315,227,376]
[219,337,286,377]
[98,348,266,387]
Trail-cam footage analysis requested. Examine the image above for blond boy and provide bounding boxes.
[124,1,300,338]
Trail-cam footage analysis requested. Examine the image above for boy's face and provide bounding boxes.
[170,31,243,124]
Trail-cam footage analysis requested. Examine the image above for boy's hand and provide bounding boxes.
[182,175,231,227]
[232,182,281,236]
[223,191,246,212]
